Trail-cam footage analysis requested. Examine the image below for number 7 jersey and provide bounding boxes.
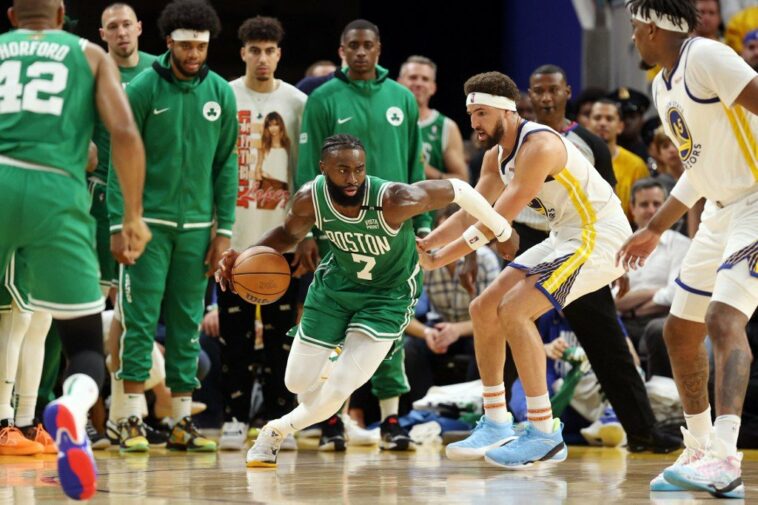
[311,174,419,288]
[0,29,95,183]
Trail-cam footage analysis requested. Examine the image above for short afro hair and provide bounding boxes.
[158,0,221,39]
[464,72,520,102]
[341,19,380,42]
[238,16,284,45]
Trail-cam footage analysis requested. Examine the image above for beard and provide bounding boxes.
[481,121,505,149]
[171,52,205,78]
[326,176,366,207]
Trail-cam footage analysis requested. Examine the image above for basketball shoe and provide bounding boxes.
[580,407,626,447]
[0,419,44,455]
[649,427,706,491]
[86,419,110,450]
[319,415,346,452]
[118,416,149,453]
[246,425,284,467]
[219,418,248,450]
[663,437,744,499]
[379,415,415,451]
[167,416,217,452]
[20,419,57,454]
[484,419,567,470]
[445,415,517,461]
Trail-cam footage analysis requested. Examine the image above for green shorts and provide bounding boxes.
[88,179,117,288]
[0,252,33,313]
[0,164,104,318]
[294,261,422,349]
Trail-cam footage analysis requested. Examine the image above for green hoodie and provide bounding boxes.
[295,65,431,233]
[107,51,238,237]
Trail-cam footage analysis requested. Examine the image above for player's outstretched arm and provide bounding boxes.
[215,184,317,291]
[86,42,150,264]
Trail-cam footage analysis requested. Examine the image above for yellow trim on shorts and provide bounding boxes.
[723,104,758,181]
[542,168,597,293]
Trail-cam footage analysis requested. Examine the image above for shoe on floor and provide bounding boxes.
[219,418,248,451]
[20,419,58,454]
[118,416,149,453]
[628,424,682,454]
[167,416,217,452]
[650,427,705,492]
[662,437,744,499]
[379,415,415,451]
[318,415,346,452]
[446,415,517,461]
[83,419,109,451]
[580,407,626,448]
[342,414,379,446]
[246,425,283,468]
[0,419,44,455]
[484,419,567,470]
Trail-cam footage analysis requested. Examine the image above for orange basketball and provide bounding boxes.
[232,246,291,305]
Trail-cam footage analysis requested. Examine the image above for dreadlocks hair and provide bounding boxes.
[321,134,365,158]
[463,72,520,102]
[341,19,380,42]
[238,16,284,45]
[157,0,222,39]
[626,0,698,33]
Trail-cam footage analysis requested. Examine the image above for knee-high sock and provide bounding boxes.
[0,309,31,421]
[15,311,52,426]
[270,333,392,436]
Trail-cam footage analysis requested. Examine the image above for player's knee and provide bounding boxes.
[469,294,495,322]
[705,304,746,342]
[284,368,313,395]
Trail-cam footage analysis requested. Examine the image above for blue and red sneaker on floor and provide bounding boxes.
[43,398,97,501]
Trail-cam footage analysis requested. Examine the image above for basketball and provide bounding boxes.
[231,246,291,305]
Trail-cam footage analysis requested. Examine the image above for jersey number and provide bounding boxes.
[351,253,376,281]
[0,61,68,116]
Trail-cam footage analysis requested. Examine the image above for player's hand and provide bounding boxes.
[292,238,320,277]
[215,248,239,293]
[113,218,152,265]
[416,240,437,270]
[205,235,231,278]
[494,228,519,262]
[459,253,478,297]
[616,227,661,271]
[201,308,220,338]
[544,337,569,361]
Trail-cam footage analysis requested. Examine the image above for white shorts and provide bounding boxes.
[510,214,630,310]
[672,194,758,322]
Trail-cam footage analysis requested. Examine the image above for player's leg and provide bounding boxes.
[162,228,215,452]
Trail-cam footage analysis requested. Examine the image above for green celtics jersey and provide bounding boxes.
[91,51,156,182]
[0,29,95,182]
[419,109,447,172]
[312,175,418,288]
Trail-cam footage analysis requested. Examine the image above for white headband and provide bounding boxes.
[632,10,688,33]
[170,29,210,42]
[466,92,517,111]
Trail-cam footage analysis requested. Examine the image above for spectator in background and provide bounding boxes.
[641,117,662,174]
[742,29,758,71]
[516,90,536,121]
[725,5,758,53]
[403,205,500,404]
[607,87,651,162]
[398,55,468,181]
[305,59,336,78]
[650,127,684,194]
[574,86,607,128]
[616,179,690,349]
[588,98,651,220]
[695,0,724,40]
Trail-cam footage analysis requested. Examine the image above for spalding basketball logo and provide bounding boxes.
[667,107,693,161]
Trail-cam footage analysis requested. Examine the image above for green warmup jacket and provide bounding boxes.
[108,51,238,237]
[295,65,432,233]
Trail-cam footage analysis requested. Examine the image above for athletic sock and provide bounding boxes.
[379,397,399,421]
[684,406,712,448]
[526,393,554,433]
[482,383,510,423]
[713,415,740,458]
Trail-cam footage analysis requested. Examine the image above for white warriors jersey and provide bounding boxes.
[497,121,621,230]
[652,37,758,206]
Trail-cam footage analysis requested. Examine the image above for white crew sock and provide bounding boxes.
[379,397,399,421]
[109,373,126,423]
[124,393,144,420]
[482,383,510,423]
[15,311,51,427]
[172,396,192,423]
[713,414,740,457]
[526,392,554,434]
[684,406,712,447]
[0,310,31,422]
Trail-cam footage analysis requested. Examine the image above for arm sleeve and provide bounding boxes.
[406,98,432,233]
[687,40,757,107]
[212,86,239,238]
[670,171,703,208]
[295,94,330,190]
[107,79,150,232]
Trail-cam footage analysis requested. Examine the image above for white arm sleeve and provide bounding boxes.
[670,171,703,209]
[448,178,512,241]
[686,39,757,107]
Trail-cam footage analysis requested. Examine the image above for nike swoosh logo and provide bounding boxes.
[323,218,336,222]
[153,108,170,115]
[337,117,352,125]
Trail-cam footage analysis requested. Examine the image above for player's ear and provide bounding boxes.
[7,7,17,28]
[318,160,326,174]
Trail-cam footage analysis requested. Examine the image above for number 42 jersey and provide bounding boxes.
[311,174,419,289]
[0,29,95,183]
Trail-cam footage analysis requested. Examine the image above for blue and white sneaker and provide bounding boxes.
[649,427,705,492]
[445,415,517,461]
[484,419,567,470]
[663,438,744,499]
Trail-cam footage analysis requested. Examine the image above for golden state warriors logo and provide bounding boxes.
[667,107,693,161]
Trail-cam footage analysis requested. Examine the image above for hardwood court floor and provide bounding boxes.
[1,441,756,504]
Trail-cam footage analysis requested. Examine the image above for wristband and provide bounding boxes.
[462,225,488,250]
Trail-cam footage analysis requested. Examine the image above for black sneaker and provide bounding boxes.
[379,415,415,451]
[144,422,169,447]
[86,419,111,450]
[318,415,346,452]
[627,425,683,454]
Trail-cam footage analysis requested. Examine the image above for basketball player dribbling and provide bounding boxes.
[619,0,758,498]
[215,134,512,467]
